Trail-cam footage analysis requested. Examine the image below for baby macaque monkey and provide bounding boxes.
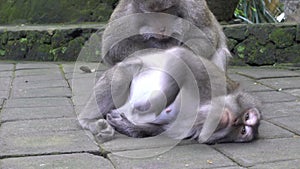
[78,47,261,144]
[102,0,231,71]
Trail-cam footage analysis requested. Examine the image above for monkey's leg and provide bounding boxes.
[78,65,133,142]
[107,113,164,138]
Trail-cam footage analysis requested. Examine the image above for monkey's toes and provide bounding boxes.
[94,119,115,142]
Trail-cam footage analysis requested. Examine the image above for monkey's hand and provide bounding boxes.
[107,113,139,136]
[107,113,164,138]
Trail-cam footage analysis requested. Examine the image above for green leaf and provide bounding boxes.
[0,49,6,56]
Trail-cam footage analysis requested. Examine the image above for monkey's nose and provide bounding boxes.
[233,118,243,126]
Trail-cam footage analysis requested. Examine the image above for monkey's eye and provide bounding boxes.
[241,126,247,135]
[245,113,250,121]
[236,126,254,142]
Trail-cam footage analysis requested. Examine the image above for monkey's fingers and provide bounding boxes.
[120,113,130,121]
[107,114,121,127]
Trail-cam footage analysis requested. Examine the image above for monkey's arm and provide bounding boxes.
[102,38,146,66]
[107,113,165,138]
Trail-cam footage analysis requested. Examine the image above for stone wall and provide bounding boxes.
[0,23,299,65]
[225,23,300,66]
[0,25,102,61]
[0,0,117,24]
[0,0,237,24]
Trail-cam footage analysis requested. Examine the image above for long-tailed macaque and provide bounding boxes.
[101,0,231,71]
[78,47,261,144]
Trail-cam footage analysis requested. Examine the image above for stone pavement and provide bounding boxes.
[0,62,300,169]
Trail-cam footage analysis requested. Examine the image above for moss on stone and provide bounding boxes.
[0,49,6,56]
[0,32,8,45]
[269,28,295,48]
[224,25,249,41]
[0,0,114,24]
[234,36,276,65]
[27,44,53,61]
[63,37,86,61]
[248,24,275,45]
[276,44,300,63]
[0,23,298,64]
[296,24,300,42]
[227,38,238,51]
[52,31,68,48]
[6,41,28,60]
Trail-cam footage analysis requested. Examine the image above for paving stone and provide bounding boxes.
[262,101,300,119]
[0,90,9,99]
[258,120,294,139]
[1,118,80,136]
[62,63,75,74]
[71,77,96,96]
[252,91,298,103]
[285,89,300,97]
[233,68,300,79]
[62,63,103,74]
[12,87,72,98]
[1,153,114,169]
[0,98,4,109]
[228,73,254,81]
[259,77,300,90]
[0,71,13,77]
[108,144,236,169]
[270,115,300,135]
[0,64,14,71]
[16,63,59,70]
[215,167,245,169]
[14,79,69,89]
[101,134,197,152]
[1,106,75,122]
[15,74,65,82]
[0,77,12,90]
[239,81,274,92]
[66,71,99,81]
[249,159,300,169]
[0,130,99,157]
[214,138,300,167]
[1,64,300,168]
[75,105,84,115]
[4,98,72,108]
[72,95,91,106]
[66,69,103,82]
[15,69,62,77]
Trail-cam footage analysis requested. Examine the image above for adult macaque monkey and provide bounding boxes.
[78,47,261,144]
[101,0,231,71]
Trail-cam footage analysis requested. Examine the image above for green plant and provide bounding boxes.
[234,0,284,24]
[0,49,6,56]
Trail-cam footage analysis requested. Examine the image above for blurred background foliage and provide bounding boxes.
[0,0,289,25]
[234,0,285,24]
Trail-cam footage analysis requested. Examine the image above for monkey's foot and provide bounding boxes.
[107,113,133,129]
[107,113,143,137]
[90,119,115,142]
